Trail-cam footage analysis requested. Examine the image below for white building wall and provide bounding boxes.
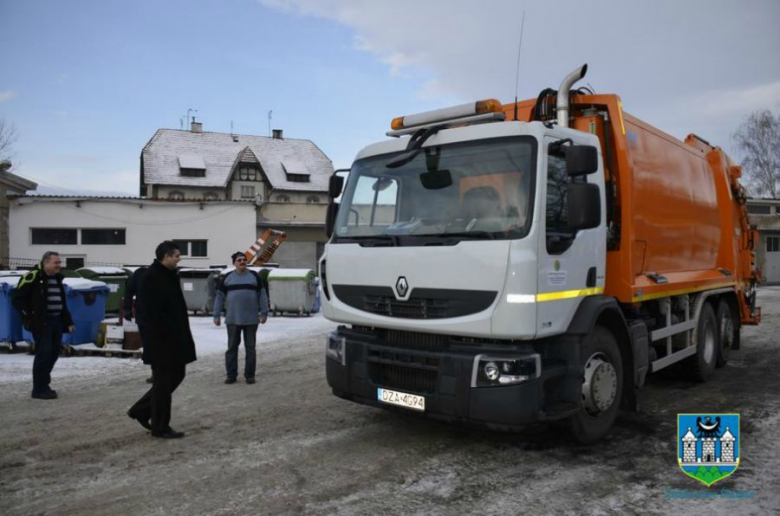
[9,198,257,268]
[231,180,266,202]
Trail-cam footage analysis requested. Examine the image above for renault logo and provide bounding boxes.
[396,276,409,297]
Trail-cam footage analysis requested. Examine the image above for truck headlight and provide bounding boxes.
[326,334,346,366]
[472,354,540,387]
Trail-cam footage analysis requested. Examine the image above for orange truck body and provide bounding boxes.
[504,95,760,325]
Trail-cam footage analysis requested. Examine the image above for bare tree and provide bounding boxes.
[0,118,18,157]
[732,110,780,198]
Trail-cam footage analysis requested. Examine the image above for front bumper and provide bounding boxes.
[325,327,579,431]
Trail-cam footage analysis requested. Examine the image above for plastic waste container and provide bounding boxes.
[268,269,317,316]
[77,266,128,313]
[0,275,24,344]
[312,277,321,313]
[22,278,109,345]
[179,268,220,315]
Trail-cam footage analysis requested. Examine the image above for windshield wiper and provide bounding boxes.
[348,235,400,247]
[439,231,497,240]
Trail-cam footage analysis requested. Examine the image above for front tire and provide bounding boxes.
[567,326,623,445]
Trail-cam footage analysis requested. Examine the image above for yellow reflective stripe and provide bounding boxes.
[631,282,735,303]
[617,100,626,135]
[536,287,604,302]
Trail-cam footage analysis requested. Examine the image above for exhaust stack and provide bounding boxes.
[556,64,588,128]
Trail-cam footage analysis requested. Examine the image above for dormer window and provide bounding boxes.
[238,164,259,181]
[282,159,310,183]
[287,173,310,182]
[178,155,206,177]
[276,194,291,203]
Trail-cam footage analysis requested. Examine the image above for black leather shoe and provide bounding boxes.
[246,377,256,384]
[152,429,185,439]
[127,410,152,431]
[31,390,58,400]
[225,378,236,384]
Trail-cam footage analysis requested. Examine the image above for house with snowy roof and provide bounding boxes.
[140,121,335,268]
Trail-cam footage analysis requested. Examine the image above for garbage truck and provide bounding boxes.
[320,64,761,443]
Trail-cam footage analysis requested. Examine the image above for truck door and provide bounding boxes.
[536,137,606,337]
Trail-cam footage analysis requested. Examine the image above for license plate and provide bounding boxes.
[377,388,425,412]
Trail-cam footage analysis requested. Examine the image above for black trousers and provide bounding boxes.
[129,363,186,434]
[32,316,63,394]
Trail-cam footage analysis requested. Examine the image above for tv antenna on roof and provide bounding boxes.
[187,108,198,128]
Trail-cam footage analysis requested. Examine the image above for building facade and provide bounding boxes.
[0,165,37,266]
[747,198,780,284]
[9,196,256,269]
[140,123,334,269]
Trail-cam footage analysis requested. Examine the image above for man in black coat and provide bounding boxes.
[127,241,196,439]
[12,251,75,400]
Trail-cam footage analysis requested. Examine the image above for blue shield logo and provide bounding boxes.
[678,413,740,487]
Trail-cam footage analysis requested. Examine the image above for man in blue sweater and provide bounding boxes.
[213,252,269,384]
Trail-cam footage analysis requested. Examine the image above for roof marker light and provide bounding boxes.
[390,99,503,131]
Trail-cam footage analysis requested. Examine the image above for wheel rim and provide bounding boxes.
[703,319,716,364]
[582,352,618,416]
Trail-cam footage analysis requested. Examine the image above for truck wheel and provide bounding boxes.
[567,326,623,445]
[716,300,736,368]
[689,302,718,382]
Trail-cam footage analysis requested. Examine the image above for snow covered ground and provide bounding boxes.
[0,313,338,387]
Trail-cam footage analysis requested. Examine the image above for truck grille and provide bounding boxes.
[332,285,497,319]
[367,348,439,393]
[363,295,448,319]
[380,329,449,351]
[370,363,437,393]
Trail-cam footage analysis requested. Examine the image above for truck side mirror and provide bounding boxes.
[566,145,598,176]
[567,183,601,230]
[325,202,339,238]
[329,174,345,199]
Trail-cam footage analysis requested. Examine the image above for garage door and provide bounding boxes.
[766,235,780,284]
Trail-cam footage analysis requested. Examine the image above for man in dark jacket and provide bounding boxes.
[12,251,75,400]
[127,241,196,439]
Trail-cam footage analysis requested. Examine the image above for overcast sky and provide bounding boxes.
[1,0,778,195]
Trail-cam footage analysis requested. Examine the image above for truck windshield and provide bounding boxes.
[334,136,536,244]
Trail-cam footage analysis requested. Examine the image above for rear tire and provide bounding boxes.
[689,302,718,382]
[716,300,737,368]
[567,326,623,445]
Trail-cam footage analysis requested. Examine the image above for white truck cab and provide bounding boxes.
[321,93,614,442]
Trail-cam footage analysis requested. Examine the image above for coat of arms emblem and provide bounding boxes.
[678,413,740,487]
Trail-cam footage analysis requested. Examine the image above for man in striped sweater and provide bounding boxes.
[213,252,269,384]
[12,251,75,400]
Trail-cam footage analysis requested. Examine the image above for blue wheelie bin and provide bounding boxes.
[22,278,109,345]
[0,278,24,344]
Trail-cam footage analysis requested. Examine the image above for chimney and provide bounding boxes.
[272,129,283,140]
[191,117,203,133]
